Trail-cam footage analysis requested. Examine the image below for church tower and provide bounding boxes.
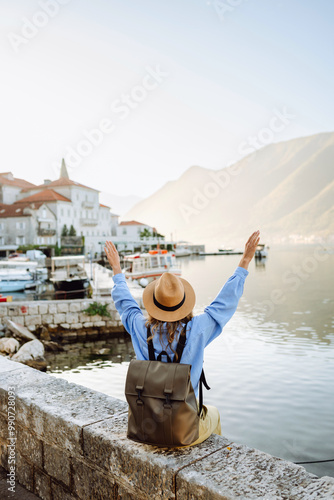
[59,158,70,179]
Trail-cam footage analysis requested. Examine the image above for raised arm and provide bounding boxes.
[104,241,145,337]
[193,230,260,345]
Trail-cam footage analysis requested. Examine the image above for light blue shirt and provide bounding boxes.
[111,266,249,397]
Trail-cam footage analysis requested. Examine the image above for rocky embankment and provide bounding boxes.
[0,319,64,371]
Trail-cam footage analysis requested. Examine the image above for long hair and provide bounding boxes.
[146,312,193,361]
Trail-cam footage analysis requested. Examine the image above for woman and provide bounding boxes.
[105,230,260,446]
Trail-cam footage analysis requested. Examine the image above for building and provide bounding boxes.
[0,161,113,254]
[113,220,165,252]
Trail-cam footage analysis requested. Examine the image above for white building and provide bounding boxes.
[0,161,113,254]
[112,220,165,251]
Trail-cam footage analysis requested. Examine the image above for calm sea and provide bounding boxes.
[48,245,334,478]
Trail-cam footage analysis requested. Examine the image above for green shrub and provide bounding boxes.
[82,302,111,317]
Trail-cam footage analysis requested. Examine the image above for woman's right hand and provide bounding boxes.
[238,230,260,270]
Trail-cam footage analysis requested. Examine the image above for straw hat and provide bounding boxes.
[142,272,196,322]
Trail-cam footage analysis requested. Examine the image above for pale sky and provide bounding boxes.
[1,0,333,198]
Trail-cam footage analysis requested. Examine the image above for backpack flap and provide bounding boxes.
[125,359,191,401]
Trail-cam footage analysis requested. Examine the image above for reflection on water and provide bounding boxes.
[48,246,334,478]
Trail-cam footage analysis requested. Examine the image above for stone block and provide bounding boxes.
[25,315,41,327]
[0,363,128,455]
[48,304,57,314]
[66,312,79,324]
[79,313,89,323]
[175,442,318,500]
[42,314,54,325]
[54,313,66,324]
[10,316,22,324]
[16,425,43,467]
[28,325,36,332]
[28,305,39,315]
[16,452,34,492]
[39,304,48,315]
[8,306,20,316]
[72,457,117,499]
[60,323,70,329]
[57,303,69,313]
[83,322,93,328]
[71,323,83,329]
[69,302,81,312]
[94,321,106,327]
[34,467,51,500]
[83,413,229,499]
[0,307,6,318]
[51,481,74,500]
[44,443,70,486]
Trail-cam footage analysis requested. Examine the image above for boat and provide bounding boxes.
[174,247,192,258]
[255,244,269,259]
[0,268,40,292]
[50,255,90,299]
[123,249,181,286]
[0,260,48,281]
[218,248,243,255]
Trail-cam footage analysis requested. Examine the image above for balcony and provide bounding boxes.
[38,228,56,236]
[81,201,95,209]
[80,218,98,226]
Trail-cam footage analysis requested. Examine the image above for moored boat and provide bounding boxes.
[0,268,39,292]
[123,249,181,286]
[255,244,269,259]
[50,255,90,299]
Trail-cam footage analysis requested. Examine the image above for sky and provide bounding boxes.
[1,0,334,198]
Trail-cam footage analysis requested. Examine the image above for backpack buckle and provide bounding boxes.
[136,389,144,406]
[163,392,172,409]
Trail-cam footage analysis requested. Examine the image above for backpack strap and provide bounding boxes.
[147,326,155,361]
[198,369,211,416]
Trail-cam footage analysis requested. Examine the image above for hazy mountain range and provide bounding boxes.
[123,132,334,248]
[99,192,143,216]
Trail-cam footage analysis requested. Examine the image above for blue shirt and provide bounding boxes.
[111,266,249,397]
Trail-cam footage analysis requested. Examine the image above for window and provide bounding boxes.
[74,210,77,217]
[61,208,64,216]
[67,209,70,217]
[122,227,127,235]
[16,236,25,245]
[77,194,79,200]
[16,222,25,230]
[0,237,4,245]
[0,223,3,231]
[42,208,46,218]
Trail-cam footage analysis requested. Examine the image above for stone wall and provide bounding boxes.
[0,357,334,499]
[0,298,133,342]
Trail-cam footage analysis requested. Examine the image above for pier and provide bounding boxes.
[1,356,334,499]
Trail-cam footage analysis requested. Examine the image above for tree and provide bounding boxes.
[69,225,76,236]
[139,228,152,239]
[61,224,68,237]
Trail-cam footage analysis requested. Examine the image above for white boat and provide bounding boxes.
[0,269,38,292]
[123,250,181,285]
[0,260,48,281]
[218,248,243,255]
[255,244,269,259]
[50,255,90,299]
[174,247,192,258]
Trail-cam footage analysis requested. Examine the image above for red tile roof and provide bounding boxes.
[21,177,98,192]
[14,189,71,204]
[0,173,36,189]
[99,203,110,209]
[0,203,33,218]
[119,220,147,226]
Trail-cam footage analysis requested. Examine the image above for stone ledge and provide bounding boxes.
[0,357,334,499]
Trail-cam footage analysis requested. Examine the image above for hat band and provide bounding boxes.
[153,292,186,312]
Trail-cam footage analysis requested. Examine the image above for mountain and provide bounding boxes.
[99,192,143,216]
[124,132,334,247]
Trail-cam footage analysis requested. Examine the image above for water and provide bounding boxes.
[48,245,334,478]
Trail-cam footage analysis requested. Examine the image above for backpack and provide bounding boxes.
[125,325,210,447]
